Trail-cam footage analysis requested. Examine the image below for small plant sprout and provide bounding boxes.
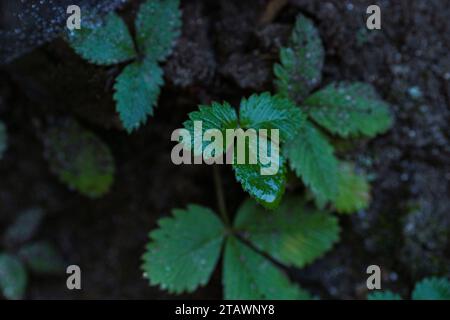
[67,0,181,133]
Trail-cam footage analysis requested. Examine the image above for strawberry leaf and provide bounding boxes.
[142,205,225,294]
[284,121,339,205]
[44,119,115,198]
[135,0,182,62]
[67,12,136,65]
[274,14,324,103]
[305,82,393,138]
[223,237,311,300]
[234,197,340,268]
[114,59,164,133]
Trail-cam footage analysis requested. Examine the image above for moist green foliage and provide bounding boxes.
[67,0,181,132]
[306,82,393,138]
[223,237,309,300]
[367,277,450,300]
[232,156,287,209]
[0,254,27,300]
[142,205,225,293]
[0,121,7,159]
[239,94,305,142]
[67,12,136,65]
[274,14,393,213]
[234,197,340,268]
[44,119,115,198]
[183,102,238,157]
[284,121,338,205]
[135,0,182,62]
[274,14,324,103]
[183,93,303,209]
[334,162,370,214]
[113,60,163,132]
[142,196,338,299]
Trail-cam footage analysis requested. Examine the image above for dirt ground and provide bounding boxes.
[0,0,449,299]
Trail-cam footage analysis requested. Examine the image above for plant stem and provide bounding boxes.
[213,165,230,226]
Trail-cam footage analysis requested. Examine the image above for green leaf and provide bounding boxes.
[234,197,340,268]
[274,14,324,103]
[114,59,164,133]
[183,93,303,208]
[284,121,339,205]
[142,205,225,294]
[135,0,182,62]
[334,162,371,214]
[44,119,115,198]
[239,93,305,142]
[183,102,238,157]
[0,254,27,300]
[412,277,450,300]
[305,82,393,138]
[18,242,65,275]
[368,291,402,300]
[223,237,311,300]
[233,156,287,210]
[67,12,136,65]
[0,121,6,159]
[2,208,45,247]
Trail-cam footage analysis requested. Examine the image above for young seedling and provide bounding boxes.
[368,277,450,300]
[67,0,181,133]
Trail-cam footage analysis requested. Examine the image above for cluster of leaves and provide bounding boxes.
[368,277,450,300]
[43,118,115,198]
[141,13,394,299]
[183,93,303,209]
[67,0,181,133]
[0,209,65,300]
[276,14,393,212]
[142,196,339,299]
[179,14,392,212]
[0,120,6,160]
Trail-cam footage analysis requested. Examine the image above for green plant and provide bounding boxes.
[276,14,393,212]
[43,118,115,198]
[0,209,65,300]
[142,196,339,299]
[0,120,6,159]
[183,93,303,209]
[368,277,450,300]
[141,13,394,299]
[67,0,181,133]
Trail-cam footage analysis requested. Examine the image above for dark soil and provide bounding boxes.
[0,0,449,299]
